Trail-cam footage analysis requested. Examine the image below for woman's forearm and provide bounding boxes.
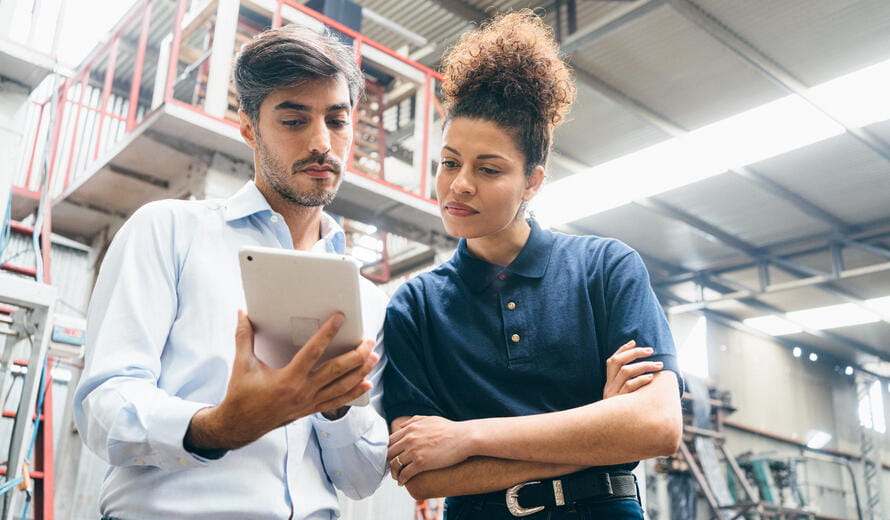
[466,371,681,467]
[405,457,587,500]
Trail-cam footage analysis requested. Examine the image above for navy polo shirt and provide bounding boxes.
[382,220,682,468]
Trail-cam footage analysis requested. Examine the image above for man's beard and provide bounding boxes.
[257,139,344,207]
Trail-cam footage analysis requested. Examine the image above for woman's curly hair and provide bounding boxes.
[441,10,576,175]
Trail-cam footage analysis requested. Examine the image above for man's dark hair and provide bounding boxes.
[233,24,364,124]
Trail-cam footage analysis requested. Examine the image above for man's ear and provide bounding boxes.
[523,165,545,201]
[239,110,257,150]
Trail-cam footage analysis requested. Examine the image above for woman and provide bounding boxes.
[382,11,683,519]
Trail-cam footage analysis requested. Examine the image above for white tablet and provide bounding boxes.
[239,246,369,405]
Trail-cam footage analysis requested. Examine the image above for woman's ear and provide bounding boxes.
[523,165,546,201]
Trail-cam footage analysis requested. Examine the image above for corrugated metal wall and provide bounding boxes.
[2,231,93,317]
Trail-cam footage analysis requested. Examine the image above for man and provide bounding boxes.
[74,24,388,519]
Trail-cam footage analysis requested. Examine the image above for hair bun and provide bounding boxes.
[441,10,576,132]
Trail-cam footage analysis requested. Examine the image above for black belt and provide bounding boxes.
[471,470,638,517]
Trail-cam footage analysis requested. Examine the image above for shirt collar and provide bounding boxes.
[454,219,555,291]
[224,181,346,254]
[224,181,273,222]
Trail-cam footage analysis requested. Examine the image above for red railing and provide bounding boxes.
[13,0,156,196]
[10,0,444,282]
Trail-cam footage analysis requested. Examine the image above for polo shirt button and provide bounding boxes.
[511,334,520,343]
[506,302,516,311]
[178,458,188,466]
[270,215,280,223]
[320,431,330,437]
[497,273,507,281]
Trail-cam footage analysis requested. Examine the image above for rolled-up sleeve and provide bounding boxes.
[74,202,212,471]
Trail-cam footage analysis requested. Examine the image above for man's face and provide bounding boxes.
[241,76,353,207]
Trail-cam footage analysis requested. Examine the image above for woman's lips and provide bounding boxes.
[444,203,478,217]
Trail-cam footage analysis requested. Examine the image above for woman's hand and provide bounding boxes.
[387,415,473,485]
[603,340,663,399]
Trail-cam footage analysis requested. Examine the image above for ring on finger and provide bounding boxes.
[395,455,403,468]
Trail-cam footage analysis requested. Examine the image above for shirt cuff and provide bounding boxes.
[311,406,379,449]
[146,398,216,469]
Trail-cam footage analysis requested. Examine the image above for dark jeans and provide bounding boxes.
[444,497,645,520]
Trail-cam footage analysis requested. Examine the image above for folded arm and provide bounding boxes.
[389,344,679,498]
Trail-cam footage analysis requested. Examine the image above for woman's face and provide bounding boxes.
[436,118,543,239]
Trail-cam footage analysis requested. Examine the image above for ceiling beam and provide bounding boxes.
[657,278,890,368]
[431,0,489,23]
[669,0,890,165]
[560,0,667,54]
[730,166,857,235]
[659,216,890,284]
[433,0,862,260]
[703,277,890,362]
[571,68,854,237]
[635,198,890,323]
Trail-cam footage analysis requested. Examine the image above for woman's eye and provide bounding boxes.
[440,160,459,168]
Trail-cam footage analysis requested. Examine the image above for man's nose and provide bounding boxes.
[307,119,332,156]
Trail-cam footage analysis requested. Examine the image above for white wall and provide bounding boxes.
[703,319,889,518]
[0,78,29,221]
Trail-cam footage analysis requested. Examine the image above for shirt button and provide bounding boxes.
[270,215,280,223]
[135,459,144,465]
[178,458,188,466]
[497,273,507,281]
[511,334,520,343]
[506,302,516,311]
[334,471,342,477]
[320,431,330,437]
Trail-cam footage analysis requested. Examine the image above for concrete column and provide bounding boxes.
[204,0,239,118]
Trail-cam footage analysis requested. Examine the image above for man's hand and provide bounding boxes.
[184,310,377,453]
[603,340,662,398]
[387,416,473,485]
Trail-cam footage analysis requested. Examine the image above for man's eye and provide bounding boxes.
[480,167,500,174]
[328,120,349,127]
[281,120,304,126]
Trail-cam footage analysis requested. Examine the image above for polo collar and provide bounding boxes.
[454,220,555,291]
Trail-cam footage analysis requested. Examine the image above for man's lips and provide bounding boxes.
[444,202,478,217]
[299,167,336,178]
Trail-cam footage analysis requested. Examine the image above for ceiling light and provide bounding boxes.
[792,347,802,358]
[743,315,803,336]
[805,430,832,450]
[807,59,890,127]
[786,303,880,330]
[866,295,890,317]
[809,353,818,362]
[535,58,890,227]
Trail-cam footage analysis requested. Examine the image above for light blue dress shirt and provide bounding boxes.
[74,181,389,519]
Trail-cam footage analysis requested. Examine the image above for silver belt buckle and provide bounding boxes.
[505,481,545,517]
